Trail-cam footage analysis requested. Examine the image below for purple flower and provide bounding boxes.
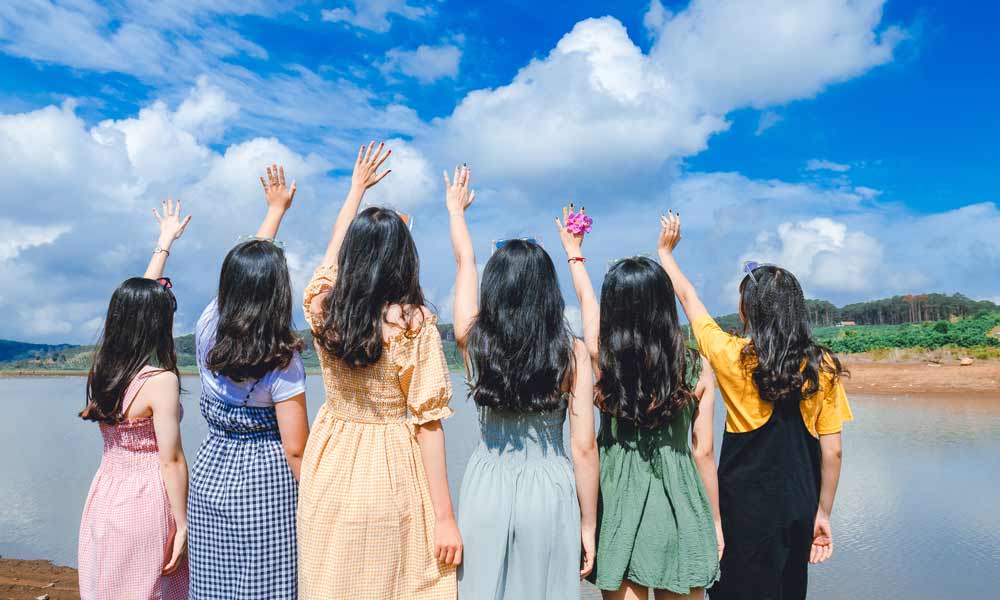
[565,211,593,235]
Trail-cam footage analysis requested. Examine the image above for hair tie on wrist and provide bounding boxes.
[568,256,586,264]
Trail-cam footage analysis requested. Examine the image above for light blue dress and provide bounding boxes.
[457,405,581,600]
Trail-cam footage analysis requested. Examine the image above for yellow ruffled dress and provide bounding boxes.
[297,265,457,599]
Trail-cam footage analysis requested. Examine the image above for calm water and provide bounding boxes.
[1,375,999,599]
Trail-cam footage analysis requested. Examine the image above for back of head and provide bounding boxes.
[82,277,178,423]
[738,265,845,408]
[598,257,695,427]
[319,207,425,368]
[207,240,303,382]
[467,239,574,412]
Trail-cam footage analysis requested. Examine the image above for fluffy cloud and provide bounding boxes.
[743,218,883,294]
[380,43,462,84]
[0,221,71,262]
[755,110,784,135]
[321,0,431,33]
[424,0,904,184]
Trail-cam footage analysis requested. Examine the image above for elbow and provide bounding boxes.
[283,445,305,461]
[824,446,843,462]
[572,440,599,466]
[692,443,714,461]
[160,455,186,471]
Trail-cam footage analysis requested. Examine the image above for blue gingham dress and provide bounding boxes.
[187,301,302,599]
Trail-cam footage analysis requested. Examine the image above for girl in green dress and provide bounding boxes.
[557,205,722,599]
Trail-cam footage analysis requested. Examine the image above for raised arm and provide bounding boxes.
[320,141,391,268]
[445,165,477,349]
[256,164,297,239]
[691,359,723,559]
[144,198,191,280]
[657,211,710,325]
[556,204,599,372]
[567,339,599,578]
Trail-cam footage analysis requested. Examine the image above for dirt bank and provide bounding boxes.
[0,559,79,600]
[842,359,1000,396]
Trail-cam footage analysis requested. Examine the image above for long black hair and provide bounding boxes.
[597,257,696,427]
[81,277,178,424]
[738,265,847,408]
[206,240,303,382]
[319,207,426,368]
[466,240,575,412]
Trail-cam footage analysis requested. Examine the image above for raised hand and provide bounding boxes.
[444,165,475,215]
[260,163,297,212]
[555,203,586,258]
[352,141,392,191]
[658,210,682,255]
[152,198,192,245]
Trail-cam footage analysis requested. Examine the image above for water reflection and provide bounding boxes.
[1,376,998,599]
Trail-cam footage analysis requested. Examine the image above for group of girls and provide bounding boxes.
[77,141,850,600]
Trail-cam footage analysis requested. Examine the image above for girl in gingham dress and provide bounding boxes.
[298,142,462,599]
[78,199,192,599]
[186,165,310,599]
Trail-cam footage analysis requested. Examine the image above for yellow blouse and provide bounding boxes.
[691,315,853,437]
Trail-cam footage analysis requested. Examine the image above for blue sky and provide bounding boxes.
[1,0,998,343]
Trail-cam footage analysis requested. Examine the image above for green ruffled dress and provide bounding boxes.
[589,361,720,592]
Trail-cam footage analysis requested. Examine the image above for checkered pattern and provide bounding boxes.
[187,391,298,599]
[78,366,189,600]
[297,266,456,600]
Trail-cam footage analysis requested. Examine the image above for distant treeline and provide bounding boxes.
[805,293,999,326]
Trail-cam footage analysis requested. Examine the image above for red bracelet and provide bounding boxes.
[567,256,586,264]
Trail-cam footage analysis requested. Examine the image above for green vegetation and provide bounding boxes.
[812,313,1000,354]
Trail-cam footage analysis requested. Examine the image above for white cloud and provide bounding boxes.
[743,218,883,294]
[854,186,882,199]
[321,0,431,33]
[0,221,71,262]
[805,158,851,172]
[651,0,906,112]
[173,76,240,141]
[643,0,672,41]
[380,43,462,84]
[755,110,783,135]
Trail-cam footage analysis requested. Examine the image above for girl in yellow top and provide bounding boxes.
[296,142,462,599]
[657,212,852,600]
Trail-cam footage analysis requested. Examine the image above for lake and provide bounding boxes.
[1,375,998,599]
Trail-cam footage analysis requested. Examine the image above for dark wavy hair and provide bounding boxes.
[318,207,426,368]
[466,240,575,412]
[81,278,178,424]
[597,257,696,427]
[206,240,303,382]
[738,265,847,408]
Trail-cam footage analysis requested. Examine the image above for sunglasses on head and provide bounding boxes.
[491,237,540,255]
[236,235,286,249]
[743,261,779,285]
[156,277,178,312]
[362,203,414,231]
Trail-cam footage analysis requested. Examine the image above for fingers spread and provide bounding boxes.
[443,170,451,187]
[260,175,268,191]
[374,148,391,170]
[468,190,475,205]
[289,181,297,200]
[279,166,286,187]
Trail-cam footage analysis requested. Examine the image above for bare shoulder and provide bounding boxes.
[141,370,180,401]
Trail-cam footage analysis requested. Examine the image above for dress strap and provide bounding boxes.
[120,365,160,418]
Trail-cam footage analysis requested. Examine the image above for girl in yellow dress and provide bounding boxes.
[297,142,462,600]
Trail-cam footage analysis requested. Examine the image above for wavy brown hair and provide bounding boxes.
[596,257,696,427]
[738,265,848,408]
[81,278,179,424]
[206,240,303,382]
[317,207,425,368]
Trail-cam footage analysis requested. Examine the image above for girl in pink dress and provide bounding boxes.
[78,199,192,600]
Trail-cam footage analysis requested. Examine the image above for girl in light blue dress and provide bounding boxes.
[444,166,600,599]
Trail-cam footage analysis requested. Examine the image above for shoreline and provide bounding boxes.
[0,559,79,599]
[4,359,999,397]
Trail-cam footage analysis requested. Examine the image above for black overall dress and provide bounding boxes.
[708,401,821,600]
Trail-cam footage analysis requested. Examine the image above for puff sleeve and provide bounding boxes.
[393,316,454,425]
[302,264,337,333]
